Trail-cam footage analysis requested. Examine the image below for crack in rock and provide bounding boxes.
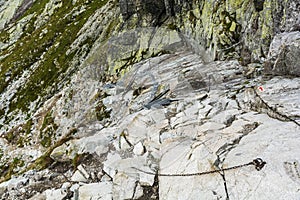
[241,87,300,126]
[215,122,260,167]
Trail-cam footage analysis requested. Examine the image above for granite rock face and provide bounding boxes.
[119,0,300,62]
[0,0,300,200]
[264,31,300,76]
[2,48,300,199]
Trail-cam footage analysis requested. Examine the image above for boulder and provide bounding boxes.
[264,31,300,76]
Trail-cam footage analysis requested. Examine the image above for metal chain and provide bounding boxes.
[133,158,266,177]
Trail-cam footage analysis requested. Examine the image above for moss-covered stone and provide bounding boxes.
[0,128,79,183]
[227,0,242,8]
[261,0,273,42]
[0,30,10,43]
[40,111,58,147]
[0,157,25,183]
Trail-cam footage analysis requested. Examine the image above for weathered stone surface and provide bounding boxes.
[1,0,300,200]
[0,176,29,196]
[133,141,145,156]
[117,0,300,61]
[0,0,23,30]
[101,51,299,199]
[34,0,63,29]
[71,169,88,183]
[253,77,300,124]
[44,188,67,200]
[78,182,113,200]
[105,27,187,74]
[28,193,46,200]
[265,31,300,76]
[1,46,300,200]
[112,172,140,199]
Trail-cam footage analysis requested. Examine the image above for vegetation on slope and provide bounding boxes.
[0,0,108,118]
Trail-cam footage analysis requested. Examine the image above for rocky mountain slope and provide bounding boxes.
[0,0,299,199]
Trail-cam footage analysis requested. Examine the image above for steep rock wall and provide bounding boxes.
[119,0,299,62]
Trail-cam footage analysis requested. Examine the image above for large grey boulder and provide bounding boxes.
[264,31,300,76]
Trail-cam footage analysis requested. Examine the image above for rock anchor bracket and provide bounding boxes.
[252,158,267,171]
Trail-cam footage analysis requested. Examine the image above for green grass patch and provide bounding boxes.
[0,0,108,116]
[40,111,58,147]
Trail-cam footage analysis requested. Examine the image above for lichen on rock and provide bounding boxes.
[0,0,300,199]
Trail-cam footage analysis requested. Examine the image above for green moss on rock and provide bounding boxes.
[40,111,58,147]
[0,0,109,117]
[25,128,77,172]
[3,119,33,147]
[261,0,273,42]
[0,157,25,183]
[0,30,10,43]
[227,0,244,10]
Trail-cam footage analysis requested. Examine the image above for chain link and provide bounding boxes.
[133,158,266,177]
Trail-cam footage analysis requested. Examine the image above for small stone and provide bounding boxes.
[1,176,29,192]
[44,188,67,200]
[101,174,112,182]
[210,109,240,125]
[71,170,88,183]
[95,145,109,156]
[133,183,144,199]
[61,182,71,189]
[139,170,155,186]
[19,188,26,193]
[119,136,132,149]
[90,171,97,180]
[28,193,46,200]
[70,184,79,192]
[97,171,103,180]
[133,141,145,156]
[50,144,69,162]
[103,153,122,178]
[113,172,138,199]
[77,165,90,180]
[78,182,113,200]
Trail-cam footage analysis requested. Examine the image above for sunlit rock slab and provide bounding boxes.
[158,111,300,200]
